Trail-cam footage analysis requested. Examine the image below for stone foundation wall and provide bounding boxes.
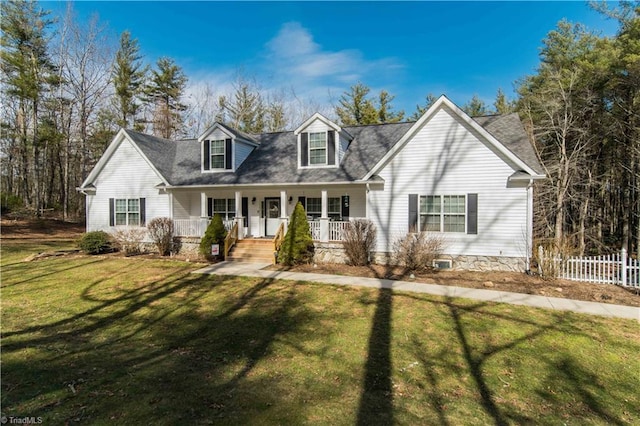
[174,237,201,256]
[318,242,525,272]
[313,242,348,264]
[178,237,525,272]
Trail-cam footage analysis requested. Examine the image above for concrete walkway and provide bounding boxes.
[194,262,640,320]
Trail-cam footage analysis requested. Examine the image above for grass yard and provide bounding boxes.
[2,240,639,425]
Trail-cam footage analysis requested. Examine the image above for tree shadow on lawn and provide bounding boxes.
[397,294,637,425]
[3,262,637,425]
[2,273,343,424]
[1,257,105,288]
[356,287,394,425]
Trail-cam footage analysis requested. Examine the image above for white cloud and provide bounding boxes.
[182,22,405,132]
[263,22,403,101]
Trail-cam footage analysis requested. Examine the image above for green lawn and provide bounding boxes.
[2,241,639,425]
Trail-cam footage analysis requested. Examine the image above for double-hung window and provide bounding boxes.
[419,195,466,233]
[210,140,225,169]
[308,132,327,165]
[305,197,341,220]
[115,198,140,226]
[443,195,466,232]
[211,198,235,220]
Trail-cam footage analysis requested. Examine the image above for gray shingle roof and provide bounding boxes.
[124,130,176,183]
[473,113,544,174]
[124,114,542,187]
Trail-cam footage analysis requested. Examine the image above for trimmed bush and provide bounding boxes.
[199,214,227,260]
[392,232,446,272]
[343,219,377,266]
[78,231,112,255]
[147,217,174,256]
[112,227,146,256]
[277,202,314,266]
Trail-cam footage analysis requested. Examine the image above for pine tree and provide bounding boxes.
[1,0,57,214]
[377,90,405,123]
[462,95,488,116]
[411,93,438,120]
[146,57,188,139]
[112,31,146,130]
[494,88,515,114]
[335,82,378,125]
[277,202,314,265]
[218,81,265,133]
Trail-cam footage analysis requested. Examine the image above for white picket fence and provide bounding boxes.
[539,247,640,288]
[173,218,234,237]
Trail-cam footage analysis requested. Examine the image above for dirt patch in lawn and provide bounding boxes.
[1,217,85,242]
[269,263,640,307]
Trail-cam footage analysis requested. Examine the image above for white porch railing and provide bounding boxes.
[329,221,350,241]
[174,218,352,241]
[173,218,234,237]
[307,220,350,241]
[309,220,321,240]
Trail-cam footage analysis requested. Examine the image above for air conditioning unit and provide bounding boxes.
[433,259,452,270]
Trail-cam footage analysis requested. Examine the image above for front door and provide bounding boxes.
[265,198,281,236]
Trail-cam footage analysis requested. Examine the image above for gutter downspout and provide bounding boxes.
[526,178,533,274]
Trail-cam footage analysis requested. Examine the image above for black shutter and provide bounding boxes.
[467,193,478,234]
[109,198,115,226]
[408,194,418,233]
[203,140,210,170]
[207,197,213,217]
[225,138,232,170]
[242,197,248,227]
[301,133,308,166]
[139,198,146,226]
[298,196,306,209]
[341,195,350,219]
[328,130,336,165]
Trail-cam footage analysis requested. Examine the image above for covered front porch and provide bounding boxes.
[169,184,367,243]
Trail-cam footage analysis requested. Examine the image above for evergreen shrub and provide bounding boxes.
[78,231,112,255]
[277,202,314,266]
[199,214,227,260]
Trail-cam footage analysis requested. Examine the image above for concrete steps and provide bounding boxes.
[227,238,275,263]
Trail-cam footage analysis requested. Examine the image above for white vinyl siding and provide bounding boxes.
[235,140,254,169]
[86,137,170,232]
[369,106,528,258]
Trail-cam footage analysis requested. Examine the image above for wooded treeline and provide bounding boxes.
[518,3,639,256]
[1,1,638,255]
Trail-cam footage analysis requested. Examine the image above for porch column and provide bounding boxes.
[235,190,243,240]
[200,192,207,218]
[280,190,288,233]
[320,190,329,242]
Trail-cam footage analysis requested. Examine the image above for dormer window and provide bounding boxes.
[203,138,232,171]
[309,132,327,165]
[210,139,226,169]
[295,113,351,169]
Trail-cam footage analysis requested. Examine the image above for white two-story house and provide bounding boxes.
[78,96,545,270]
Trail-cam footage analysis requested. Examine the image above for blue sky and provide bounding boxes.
[45,1,620,116]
